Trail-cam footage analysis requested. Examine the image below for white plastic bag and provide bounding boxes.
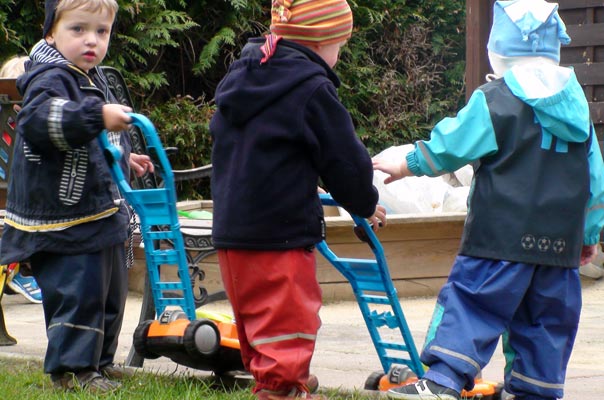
[372,145,473,214]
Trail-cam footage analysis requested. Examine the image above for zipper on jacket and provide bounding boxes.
[66,151,79,199]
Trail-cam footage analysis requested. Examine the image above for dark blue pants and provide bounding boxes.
[421,255,581,400]
[30,244,128,375]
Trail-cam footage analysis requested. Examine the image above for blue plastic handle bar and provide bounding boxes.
[98,113,175,197]
[319,193,384,255]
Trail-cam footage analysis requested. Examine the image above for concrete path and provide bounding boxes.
[1,278,603,398]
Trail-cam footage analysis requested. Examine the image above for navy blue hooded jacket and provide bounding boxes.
[210,38,378,250]
[0,40,131,264]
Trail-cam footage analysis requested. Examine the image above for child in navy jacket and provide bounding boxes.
[0,0,152,393]
[210,0,386,398]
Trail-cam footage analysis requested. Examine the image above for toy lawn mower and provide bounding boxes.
[99,113,243,375]
[318,194,503,399]
[132,308,243,374]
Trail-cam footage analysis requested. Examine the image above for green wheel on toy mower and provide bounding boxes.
[183,318,221,357]
[364,370,385,390]
[133,319,161,360]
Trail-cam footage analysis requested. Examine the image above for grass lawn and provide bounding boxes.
[0,356,378,399]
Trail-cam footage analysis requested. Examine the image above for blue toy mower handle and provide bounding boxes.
[98,113,174,197]
[317,194,425,377]
[319,193,384,253]
[98,113,197,321]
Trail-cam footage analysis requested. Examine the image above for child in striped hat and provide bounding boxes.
[210,0,386,399]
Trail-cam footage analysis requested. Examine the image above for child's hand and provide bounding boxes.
[580,244,598,266]
[129,153,154,177]
[102,104,132,132]
[368,204,387,232]
[372,157,412,184]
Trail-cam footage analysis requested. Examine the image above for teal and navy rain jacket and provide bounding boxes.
[406,64,604,267]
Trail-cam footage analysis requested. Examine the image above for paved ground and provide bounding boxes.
[1,277,603,398]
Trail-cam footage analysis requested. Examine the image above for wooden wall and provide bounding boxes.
[465,0,495,99]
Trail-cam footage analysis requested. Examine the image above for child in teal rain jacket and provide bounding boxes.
[374,1,604,399]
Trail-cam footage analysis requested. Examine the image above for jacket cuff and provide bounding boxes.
[584,232,601,246]
[406,151,423,177]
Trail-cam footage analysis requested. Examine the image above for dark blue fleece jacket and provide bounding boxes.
[210,38,378,250]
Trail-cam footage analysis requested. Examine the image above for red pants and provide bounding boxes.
[218,248,322,393]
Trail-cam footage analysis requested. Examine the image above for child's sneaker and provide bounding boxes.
[387,379,460,399]
[7,272,42,304]
[500,389,515,399]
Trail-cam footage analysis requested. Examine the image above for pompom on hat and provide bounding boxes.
[487,0,571,63]
[43,0,59,38]
[261,0,353,63]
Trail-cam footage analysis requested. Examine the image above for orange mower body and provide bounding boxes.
[133,309,244,374]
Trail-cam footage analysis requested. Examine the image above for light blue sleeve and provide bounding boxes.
[406,90,499,177]
[584,128,604,245]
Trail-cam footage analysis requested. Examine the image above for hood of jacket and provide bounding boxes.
[17,39,100,96]
[504,63,591,146]
[214,38,340,126]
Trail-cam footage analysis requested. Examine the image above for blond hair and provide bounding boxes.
[0,55,29,79]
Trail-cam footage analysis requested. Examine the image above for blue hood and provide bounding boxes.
[504,64,590,150]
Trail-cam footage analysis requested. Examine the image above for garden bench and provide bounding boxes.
[0,68,222,368]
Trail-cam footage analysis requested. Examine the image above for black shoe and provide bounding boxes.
[100,363,136,380]
[305,374,319,393]
[387,379,460,399]
[52,370,121,394]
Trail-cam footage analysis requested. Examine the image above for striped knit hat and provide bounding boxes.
[261,0,353,63]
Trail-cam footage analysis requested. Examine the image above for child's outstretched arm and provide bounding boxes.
[372,157,412,184]
[375,90,498,181]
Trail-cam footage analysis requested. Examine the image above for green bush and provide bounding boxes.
[0,0,467,199]
[148,95,215,199]
[337,0,466,154]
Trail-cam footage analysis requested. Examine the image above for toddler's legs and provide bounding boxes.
[99,244,128,367]
[218,248,322,394]
[420,256,535,393]
[502,266,581,399]
[31,245,127,375]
